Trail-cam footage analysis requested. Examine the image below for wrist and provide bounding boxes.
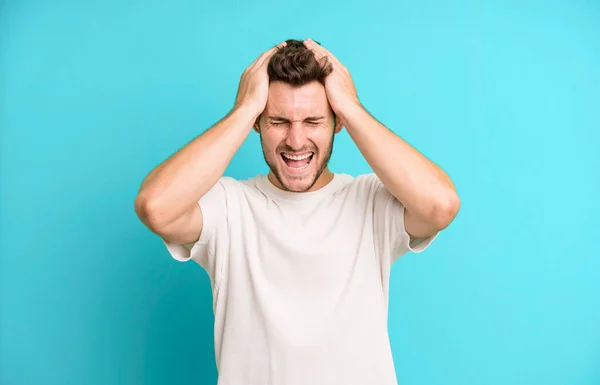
[336,101,365,128]
[235,101,263,118]
[231,103,262,128]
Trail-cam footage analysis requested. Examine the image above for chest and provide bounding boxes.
[225,197,382,295]
[213,194,389,346]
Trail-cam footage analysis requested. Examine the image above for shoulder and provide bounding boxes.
[211,175,259,190]
[342,173,403,206]
[341,173,387,194]
[210,174,270,201]
[350,173,382,187]
[199,176,257,205]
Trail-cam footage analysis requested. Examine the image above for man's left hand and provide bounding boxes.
[303,38,360,118]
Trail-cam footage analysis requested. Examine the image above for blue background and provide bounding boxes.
[1,0,599,384]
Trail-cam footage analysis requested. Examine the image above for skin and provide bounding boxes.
[134,38,460,247]
[134,42,288,245]
[254,80,343,193]
[301,38,460,238]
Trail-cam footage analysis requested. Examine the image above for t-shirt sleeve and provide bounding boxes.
[369,174,439,264]
[162,177,232,277]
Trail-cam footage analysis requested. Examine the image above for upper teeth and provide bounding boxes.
[283,153,312,160]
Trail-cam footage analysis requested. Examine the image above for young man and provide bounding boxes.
[135,38,460,385]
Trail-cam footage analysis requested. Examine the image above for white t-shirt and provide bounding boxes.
[163,172,437,385]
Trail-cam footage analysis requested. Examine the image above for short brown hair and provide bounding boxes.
[267,39,333,86]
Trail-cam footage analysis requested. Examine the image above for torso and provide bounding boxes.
[210,174,399,385]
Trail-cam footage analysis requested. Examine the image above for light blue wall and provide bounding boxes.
[1,1,599,384]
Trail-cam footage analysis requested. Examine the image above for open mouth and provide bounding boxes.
[281,152,314,171]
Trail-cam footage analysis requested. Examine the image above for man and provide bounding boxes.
[135,38,460,385]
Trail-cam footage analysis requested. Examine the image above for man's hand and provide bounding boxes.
[303,38,360,118]
[135,42,289,240]
[303,38,459,239]
[234,41,287,117]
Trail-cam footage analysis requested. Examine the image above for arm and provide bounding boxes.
[340,104,459,239]
[303,39,460,239]
[134,42,287,244]
[134,106,256,245]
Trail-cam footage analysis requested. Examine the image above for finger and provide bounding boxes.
[304,39,339,69]
[244,42,282,73]
[303,38,325,59]
[304,38,344,70]
[252,41,287,71]
[246,50,272,72]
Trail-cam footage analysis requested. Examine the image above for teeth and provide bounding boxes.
[282,153,313,160]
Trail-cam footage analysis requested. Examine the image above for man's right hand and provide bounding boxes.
[135,42,288,248]
[234,41,287,117]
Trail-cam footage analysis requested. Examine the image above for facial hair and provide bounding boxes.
[260,131,335,193]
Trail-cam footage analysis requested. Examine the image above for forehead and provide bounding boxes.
[265,81,330,120]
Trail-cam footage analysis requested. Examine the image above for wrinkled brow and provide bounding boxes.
[268,115,326,122]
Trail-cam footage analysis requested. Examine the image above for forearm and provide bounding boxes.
[135,105,257,226]
[340,103,457,221]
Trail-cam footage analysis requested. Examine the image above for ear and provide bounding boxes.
[253,116,261,133]
[334,115,344,134]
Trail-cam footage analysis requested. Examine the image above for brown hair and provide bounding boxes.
[267,39,333,86]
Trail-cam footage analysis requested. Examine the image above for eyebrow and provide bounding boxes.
[268,116,326,121]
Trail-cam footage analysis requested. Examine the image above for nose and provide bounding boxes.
[285,122,308,150]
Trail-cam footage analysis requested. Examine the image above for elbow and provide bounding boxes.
[134,193,169,232]
[429,190,460,230]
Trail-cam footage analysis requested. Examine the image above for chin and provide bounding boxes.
[276,170,318,192]
[280,177,317,192]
